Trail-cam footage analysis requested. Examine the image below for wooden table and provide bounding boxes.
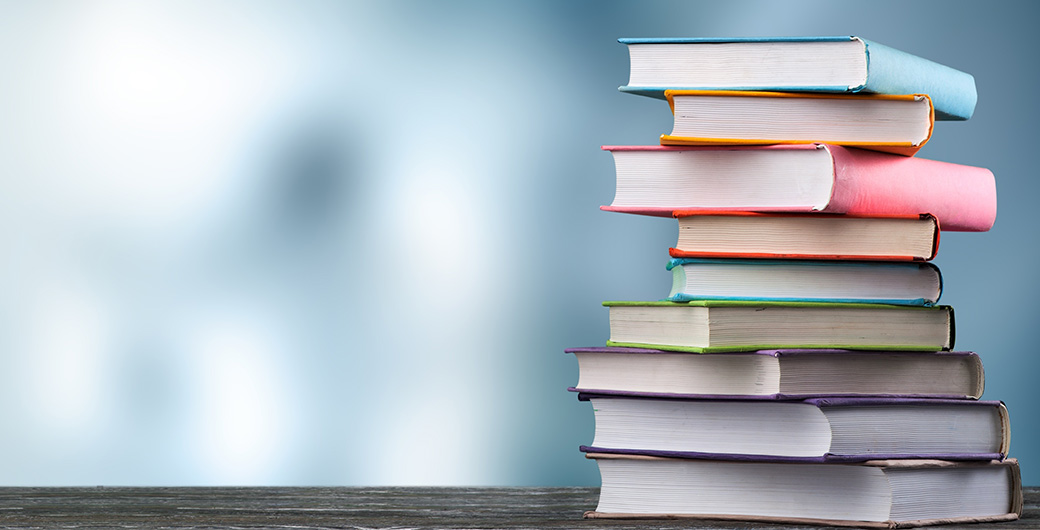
[0,487,1035,529]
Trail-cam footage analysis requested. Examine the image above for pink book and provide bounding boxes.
[601,144,996,232]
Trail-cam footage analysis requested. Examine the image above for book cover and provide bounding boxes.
[604,300,955,353]
[665,258,943,306]
[618,36,977,120]
[827,144,995,231]
[566,347,984,400]
[669,211,941,261]
[577,395,1010,462]
[585,454,1022,528]
[660,90,934,157]
[600,144,996,232]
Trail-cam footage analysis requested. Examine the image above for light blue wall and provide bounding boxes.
[0,0,1034,486]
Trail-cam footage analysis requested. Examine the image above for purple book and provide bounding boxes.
[566,346,984,400]
[578,393,1009,462]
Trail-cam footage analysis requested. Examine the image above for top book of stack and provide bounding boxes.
[619,36,977,121]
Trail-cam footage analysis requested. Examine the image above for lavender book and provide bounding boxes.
[567,347,984,399]
[578,394,1009,462]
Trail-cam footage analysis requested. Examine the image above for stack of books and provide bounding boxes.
[568,36,1022,528]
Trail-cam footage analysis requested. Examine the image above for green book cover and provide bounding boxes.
[603,301,955,353]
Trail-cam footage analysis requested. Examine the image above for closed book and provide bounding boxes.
[619,36,977,120]
[604,301,954,353]
[566,347,983,400]
[586,454,1022,528]
[660,90,933,156]
[666,258,942,306]
[670,212,940,261]
[601,144,996,232]
[579,395,1009,462]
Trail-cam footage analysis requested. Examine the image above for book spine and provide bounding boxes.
[826,145,996,232]
[860,38,977,120]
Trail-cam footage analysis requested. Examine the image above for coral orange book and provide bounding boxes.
[669,211,940,261]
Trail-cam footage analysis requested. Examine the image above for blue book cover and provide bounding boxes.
[618,36,976,120]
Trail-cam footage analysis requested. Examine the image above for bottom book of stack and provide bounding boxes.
[584,453,1022,528]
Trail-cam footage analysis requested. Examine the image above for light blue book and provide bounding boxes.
[619,36,977,120]
[665,258,942,306]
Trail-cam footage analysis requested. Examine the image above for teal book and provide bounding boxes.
[666,258,942,306]
[619,36,977,120]
[604,300,954,353]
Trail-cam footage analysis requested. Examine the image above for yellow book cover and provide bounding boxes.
[660,90,935,156]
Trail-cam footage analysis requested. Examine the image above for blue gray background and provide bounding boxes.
[0,0,1035,486]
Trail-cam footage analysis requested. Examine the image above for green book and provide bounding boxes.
[603,300,954,353]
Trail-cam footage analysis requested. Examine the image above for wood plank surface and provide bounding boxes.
[0,486,1034,529]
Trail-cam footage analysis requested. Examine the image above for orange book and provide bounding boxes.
[660,90,934,156]
[669,211,940,261]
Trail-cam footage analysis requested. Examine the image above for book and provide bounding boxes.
[600,144,997,232]
[579,395,1009,461]
[666,258,942,306]
[670,212,940,261]
[604,301,954,353]
[585,454,1022,527]
[618,36,977,120]
[660,90,932,156]
[566,347,984,400]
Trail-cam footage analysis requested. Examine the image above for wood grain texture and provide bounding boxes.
[0,487,1034,529]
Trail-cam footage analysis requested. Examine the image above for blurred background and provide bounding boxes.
[0,0,1035,486]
